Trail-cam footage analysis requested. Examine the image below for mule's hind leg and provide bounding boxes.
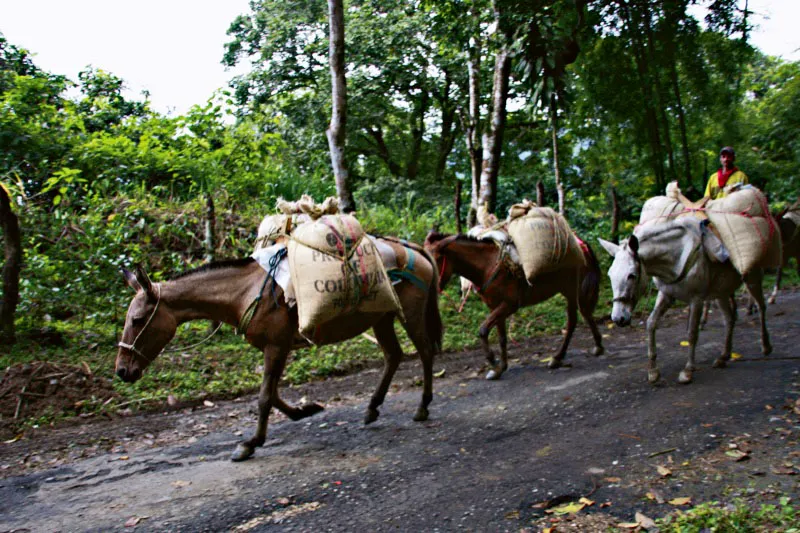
[478,303,514,379]
[578,299,604,356]
[550,295,578,369]
[646,292,673,384]
[768,266,782,305]
[713,294,736,368]
[679,301,703,384]
[402,314,435,422]
[272,396,324,421]
[744,270,772,355]
[486,318,508,380]
[232,344,289,462]
[364,315,404,424]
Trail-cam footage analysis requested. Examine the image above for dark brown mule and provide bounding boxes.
[768,212,800,303]
[115,239,442,461]
[423,232,604,379]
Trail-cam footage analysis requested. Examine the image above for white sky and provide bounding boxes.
[0,1,798,117]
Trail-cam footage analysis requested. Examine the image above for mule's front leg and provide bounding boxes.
[478,304,514,380]
[679,300,703,384]
[486,319,509,380]
[231,344,288,462]
[646,292,673,384]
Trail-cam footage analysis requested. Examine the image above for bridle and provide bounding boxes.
[432,235,460,293]
[611,250,645,306]
[117,284,162,363]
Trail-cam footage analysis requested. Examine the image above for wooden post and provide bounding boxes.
[536,180,545,207]
[454,180,463,234]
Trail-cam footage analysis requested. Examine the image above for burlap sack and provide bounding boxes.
[506,202,585,282]
[706,187,778,275]
[638,196,687,226]
[288,214,402,336]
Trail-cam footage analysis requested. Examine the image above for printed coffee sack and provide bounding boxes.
[507,204,585,282]
[706,187,776,275]
[288,214,401,336]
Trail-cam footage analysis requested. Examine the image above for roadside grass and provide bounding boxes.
[2,268,797,432]
[657,497,799,532]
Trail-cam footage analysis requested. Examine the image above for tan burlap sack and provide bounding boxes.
[706,187,778,275]
[288,214,402,336]
[506,201,585,282]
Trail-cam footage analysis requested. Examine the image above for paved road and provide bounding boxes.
[2,292,800,532]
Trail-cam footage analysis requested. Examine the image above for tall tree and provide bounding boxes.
[0,182,20,344]
[327,0,355,212]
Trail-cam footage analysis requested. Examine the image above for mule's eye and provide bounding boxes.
[131,316,147,327]
[627,273,637,281]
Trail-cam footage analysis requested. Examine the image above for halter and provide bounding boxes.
[117,284,162,363]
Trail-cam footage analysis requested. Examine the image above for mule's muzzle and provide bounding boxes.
[116,366,142,383]
[613,315,631,327]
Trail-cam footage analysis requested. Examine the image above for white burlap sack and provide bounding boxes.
[506,202,585,282]
[638,196,687,226]
[706,187,778,274]
[288,214,402,336]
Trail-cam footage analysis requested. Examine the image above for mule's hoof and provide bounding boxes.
[548,359,563,370]
[413,407,429,422]
[678,370,693,384]
[763,344,773,356]
[768,295,776,305]
[231,443,255,462]
[647,369,660,384]
[364,407,379,425]
[713,357,728,368]
[485,369,501,380]
[592,346,604,357]
[300,403,325,417]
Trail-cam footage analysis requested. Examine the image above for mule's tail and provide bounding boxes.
[580,241,601,314]
[405,240,443,354]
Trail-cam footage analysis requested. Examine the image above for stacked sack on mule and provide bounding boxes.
[252,195,403,338]
[506,199,586,284]
[639,182,781,275]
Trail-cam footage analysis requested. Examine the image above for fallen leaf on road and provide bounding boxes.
[434,369,446,378]
[656,465,672,477]
[669,497,692,506]
[726,450,750,461]
[680,341,690,346]
[536,445,552,457]
[579,497,595,506]
[618,522,640,529]
[635,512,656,529]
[504,510,520,520]
[124,516,148,527]
[730,352,742,360]
[276,497,291,506]
[3,434,22,444]
[203,400,215,407]
[171,480,191,488]
[646,490,666,504]
[546,502,585,515]
[604,477,621,483]
[167,395,178,406]
[771,465,797,475]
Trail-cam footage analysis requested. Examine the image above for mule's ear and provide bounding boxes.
[597,238,620,257]
[121,267,142,292]
[629,235,639,255]
[134,264,155,296]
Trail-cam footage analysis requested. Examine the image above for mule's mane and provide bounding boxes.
[635,219,694,244]
[426,232,484,246]
[170,257,256,281]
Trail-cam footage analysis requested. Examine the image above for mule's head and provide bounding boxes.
[423,231,457,291]
[598,237,647,327]
[115,267,177,383]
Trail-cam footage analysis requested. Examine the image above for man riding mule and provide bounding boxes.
[115,236,442,461]
[599,216,772,385]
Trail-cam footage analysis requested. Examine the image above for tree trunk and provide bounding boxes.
[0,183,21,344]
[478,42,512,215]
[454,180,463,234]
[406,89,429,180]
[435,73,457,183]
[610,186,620,244]
[326,0,355,212]
[550,95,565,215]
[204,193,220,333]
[464,6,483,223]
[536,180,545,207]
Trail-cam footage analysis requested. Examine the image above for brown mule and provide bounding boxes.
[423,231,604,379]
[115,238,442,461]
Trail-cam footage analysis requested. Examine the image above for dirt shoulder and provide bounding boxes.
[1,291,799,532]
